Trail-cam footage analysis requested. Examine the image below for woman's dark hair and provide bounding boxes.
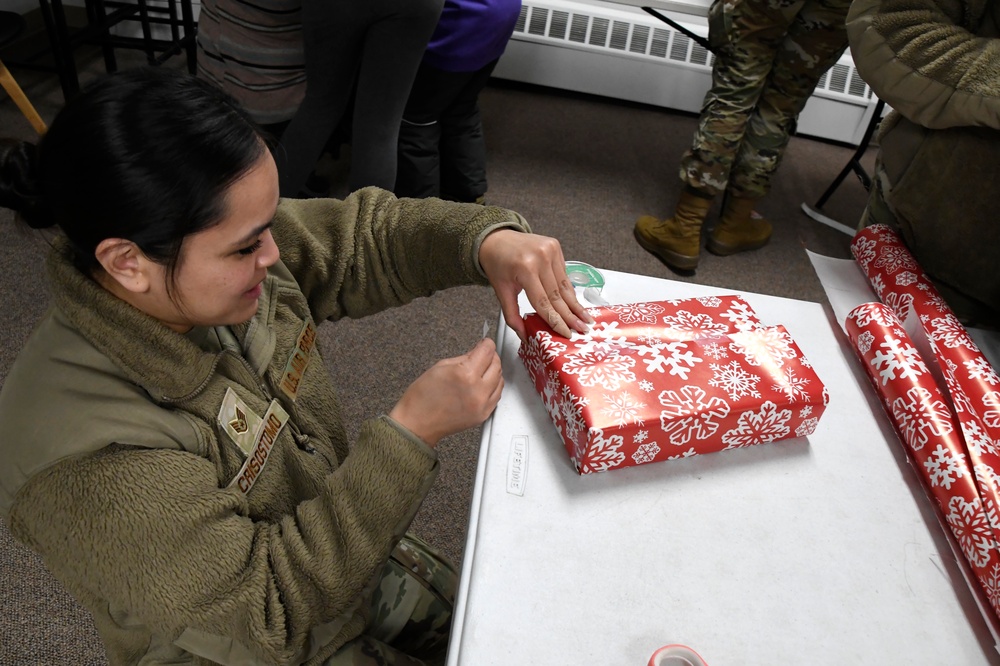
[0,67,266,276]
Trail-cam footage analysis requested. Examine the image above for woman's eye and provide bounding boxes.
[238,239,263,256]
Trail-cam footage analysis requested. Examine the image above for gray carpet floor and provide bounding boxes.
[0,47,868,663]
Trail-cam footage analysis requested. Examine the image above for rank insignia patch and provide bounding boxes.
[217,387,263,457]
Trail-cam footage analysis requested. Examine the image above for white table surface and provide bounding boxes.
[446,268,1000,666]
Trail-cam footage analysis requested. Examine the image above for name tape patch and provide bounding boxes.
[280,319,317,402]
[229,399,290,495]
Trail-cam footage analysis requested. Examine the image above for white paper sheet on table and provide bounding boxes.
[807,251,1000,367]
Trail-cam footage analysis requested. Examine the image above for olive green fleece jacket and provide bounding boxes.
[847,0,1000,312]
[0,187,529,666]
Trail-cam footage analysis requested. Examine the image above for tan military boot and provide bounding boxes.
[707,195,772,256]
[633,191,713,271]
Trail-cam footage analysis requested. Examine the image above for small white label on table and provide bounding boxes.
[506,435,528,496]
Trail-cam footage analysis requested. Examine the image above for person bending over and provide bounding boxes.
[0,67,590,666]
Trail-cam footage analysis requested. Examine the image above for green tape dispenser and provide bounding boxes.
[565,261,609,306]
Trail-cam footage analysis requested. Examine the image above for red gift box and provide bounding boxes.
[519,296,829,474]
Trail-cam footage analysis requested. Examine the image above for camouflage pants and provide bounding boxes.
[680,0,851,199]
[322,534,458,666]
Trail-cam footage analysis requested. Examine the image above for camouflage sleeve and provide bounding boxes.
[847,0,1000,129]
[269,187,530,323]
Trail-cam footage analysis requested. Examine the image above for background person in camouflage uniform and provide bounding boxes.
[635,0,852,272]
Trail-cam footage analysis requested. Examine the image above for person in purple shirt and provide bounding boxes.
[395,0,523,204]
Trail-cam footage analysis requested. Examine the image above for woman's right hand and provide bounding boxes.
[389,338,504,447]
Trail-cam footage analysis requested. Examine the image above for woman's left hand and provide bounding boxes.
[479,229,593,341]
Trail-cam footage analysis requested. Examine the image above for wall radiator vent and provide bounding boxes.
[496,0,881,143]
[514,3,716,73]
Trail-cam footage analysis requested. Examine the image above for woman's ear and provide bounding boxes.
[94,238,151,294]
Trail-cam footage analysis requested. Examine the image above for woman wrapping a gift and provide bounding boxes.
[0,67,590,666]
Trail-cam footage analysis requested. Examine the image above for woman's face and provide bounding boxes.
[149,150,281,332]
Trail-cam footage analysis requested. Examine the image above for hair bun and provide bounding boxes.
[0,138,54,229]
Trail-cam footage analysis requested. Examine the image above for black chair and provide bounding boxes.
[0,10,47,134]
[6,0,196,101]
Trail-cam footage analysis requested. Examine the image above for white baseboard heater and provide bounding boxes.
[495,0,881,145]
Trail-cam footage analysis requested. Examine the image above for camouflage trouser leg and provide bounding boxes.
[727,0,851,198]
[680,0,848,198]
[322,534,458,666]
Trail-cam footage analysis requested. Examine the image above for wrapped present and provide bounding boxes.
[849,226,1000,630]
[518,295,829,474]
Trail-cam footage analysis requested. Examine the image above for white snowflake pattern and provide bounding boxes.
[800,405,813,418]
[983,392,1000,429]
[945,495,994,568]
[982,564,1000,615]
[772,366,812,401]
[875,245,919,273]
[962,420,998,457]
[635,340,703,380]
[966,357,1000,386]
[520,331,567,381]
[609,301,665,325]
[796,418,819,437]
[560,385,589,443]
[851,235,877,270]
[561,346,637,390]
[720,300,760,332]
[657,385,731,446]
[922,292,951,313]
[850,302,900,329]
[883,291,915,320]
[638,379,655,392]
[870,274,886,298]
[601,391,646,428]
[635,331,660,346]
[721,401,792,448]
[701,342,729,360]
[891,386,954,451]
[660,310,733,341]
[632,441,661,465]
[923,443,967,490]
[941,362,975,416]
[540,370,563,416]
[586,307,603,320]
[571,321,628,352]
[928,314,977,350]
[895,271,919,286]
[709,361,762,401]
[580,428,625,473]
[697,296,722,308]
[667,448,698,460]
[869,336,928,385]
[729,327,796,367]
[634,430,648,443]
[857,330,875,354]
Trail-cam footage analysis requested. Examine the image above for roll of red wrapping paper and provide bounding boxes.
[852,225,1000,467]
[846,301,1000,625]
